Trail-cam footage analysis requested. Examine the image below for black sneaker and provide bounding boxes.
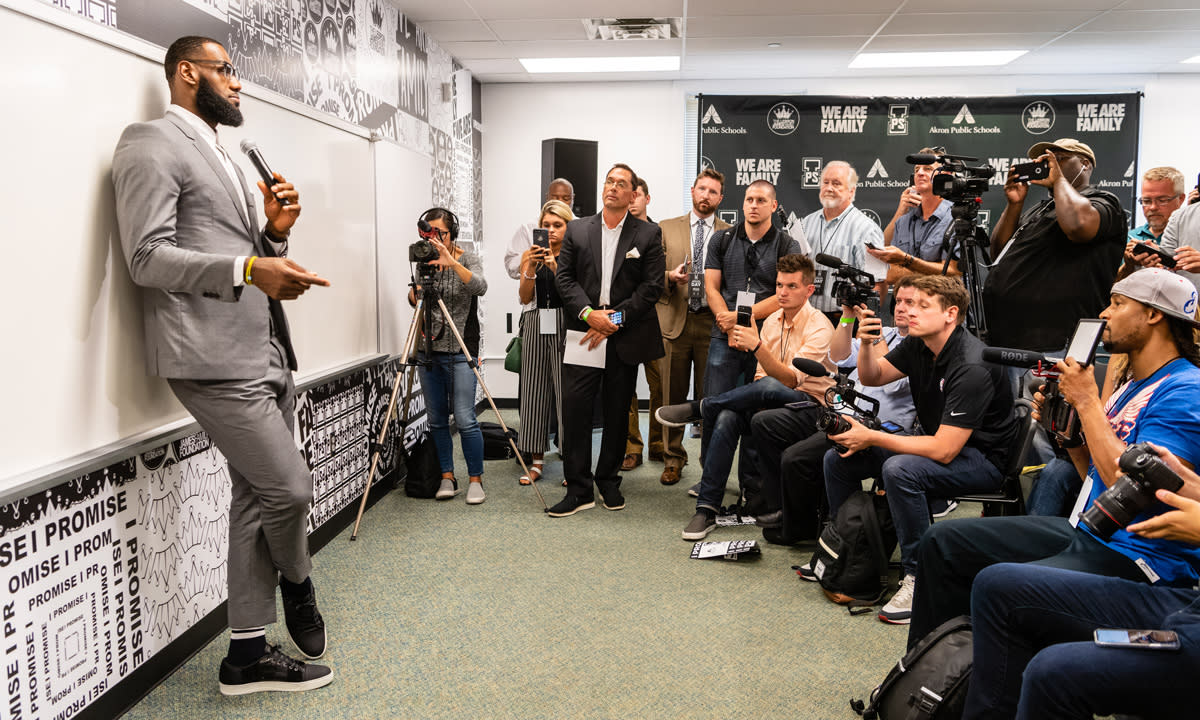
[682,510,716,540]
[218,644,333,696]
[282,581,326,660]
[546,495,595,517]
[655,401,701,428]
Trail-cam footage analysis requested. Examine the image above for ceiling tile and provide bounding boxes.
[685,36,867,53]
[882,12,1099,35]
[417,20,496,42]
[686,14,887,38]
[686,0,901,14]
[485,19,590,41]
[1078,9,1200,32]
[394,0,477,22]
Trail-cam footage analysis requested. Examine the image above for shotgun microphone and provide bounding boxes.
[981,347,1051,368]
[239,138,290,205]
[792,357,831,377]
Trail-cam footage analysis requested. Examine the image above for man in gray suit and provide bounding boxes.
[112,36,332,695]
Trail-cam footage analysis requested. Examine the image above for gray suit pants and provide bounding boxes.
[170,337,313,629]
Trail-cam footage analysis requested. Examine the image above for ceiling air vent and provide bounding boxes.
[583,18,682,41]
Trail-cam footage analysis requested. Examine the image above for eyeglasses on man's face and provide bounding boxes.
[1138,195,1181,207]
[185,58,239,79]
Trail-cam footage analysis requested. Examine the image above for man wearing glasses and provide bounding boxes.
[112,36,332,695]
[983,138,1127,354]
[1130,167,1200,294]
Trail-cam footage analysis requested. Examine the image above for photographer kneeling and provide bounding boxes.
[407,207,489,504]
[964,444,1200,719]
[822,275,1018,625]
[907,268,1200,653]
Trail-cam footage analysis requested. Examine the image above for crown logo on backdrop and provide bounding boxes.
[1028,105,1049,118]
[370,1,383,28]
[773,106,794,120]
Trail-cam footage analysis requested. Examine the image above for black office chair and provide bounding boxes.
[954,399,1037,517]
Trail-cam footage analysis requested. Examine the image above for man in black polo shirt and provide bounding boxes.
[820,275,1018,625]
[983,138,1126,353]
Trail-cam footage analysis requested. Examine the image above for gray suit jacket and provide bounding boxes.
[113,113,289,380]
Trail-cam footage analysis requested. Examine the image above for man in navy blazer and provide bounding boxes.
[550,164,667,516]
[112,36,331,695]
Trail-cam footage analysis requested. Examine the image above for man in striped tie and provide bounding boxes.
[654,169,731,485]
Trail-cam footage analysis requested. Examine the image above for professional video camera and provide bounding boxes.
[905,149,996,340]
[1078,442,1184,540]
[981,319,1107,449]
[815,253,880,313]
[793,358,902,453]
[906,149,995,204]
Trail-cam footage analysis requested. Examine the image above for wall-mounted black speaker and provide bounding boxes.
[541,138,598,218]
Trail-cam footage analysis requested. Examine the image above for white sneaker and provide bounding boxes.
[930,500,959,519]
[435,476,459,501]
[879,574,916,625]
[466,481,486,505]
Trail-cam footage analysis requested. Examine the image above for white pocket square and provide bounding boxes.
[625,248,641,259]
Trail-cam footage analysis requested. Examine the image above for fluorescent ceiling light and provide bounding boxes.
[520,56,680,73]
[1183,54,1200,64]
[850,50,1027,69]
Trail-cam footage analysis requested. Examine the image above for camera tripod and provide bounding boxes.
[940,200,991,341]
[350,266,544,541]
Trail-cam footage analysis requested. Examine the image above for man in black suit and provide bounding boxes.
[550,164,667,516]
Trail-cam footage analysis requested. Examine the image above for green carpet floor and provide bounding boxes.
[124,411,967,719]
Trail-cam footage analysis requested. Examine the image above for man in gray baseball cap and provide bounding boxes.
[1110,266,1200,329]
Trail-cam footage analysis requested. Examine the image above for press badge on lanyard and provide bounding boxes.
[539,308,557,334]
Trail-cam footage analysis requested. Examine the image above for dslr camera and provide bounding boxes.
[816,373,885,453]
[1078,443,1184,540]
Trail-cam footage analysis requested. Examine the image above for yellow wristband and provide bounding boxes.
[245,256,257,285]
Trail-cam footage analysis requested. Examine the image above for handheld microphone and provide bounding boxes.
[416,219,439,240]
[815,253,846,270]
[792,357,830,377]
[981,347,1052,368]
[239,139,290,206]
[905,153,940,165]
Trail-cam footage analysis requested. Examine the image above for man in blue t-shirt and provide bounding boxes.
[907,267,1200,649]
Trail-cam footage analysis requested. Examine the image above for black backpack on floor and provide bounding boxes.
[852,615,974,720]
[404,434,441,498]
[479,422,518,460]
[808,489,896,611]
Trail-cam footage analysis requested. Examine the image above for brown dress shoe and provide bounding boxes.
[660,466,681,485]
[621,454,643,471]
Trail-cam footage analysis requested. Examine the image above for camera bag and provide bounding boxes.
[808,488,896,611]
[480,422,519,460]
[851,615,973,720]
[403,433,442,498]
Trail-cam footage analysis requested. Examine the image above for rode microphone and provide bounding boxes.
[905,153,940,165]
[239,139,290,206]
[981,347,1053,368]
[792,357,830,377]
[815,253,846,269]
[416,219,439,240]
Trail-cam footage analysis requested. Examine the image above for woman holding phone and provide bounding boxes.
[515,199,573,484]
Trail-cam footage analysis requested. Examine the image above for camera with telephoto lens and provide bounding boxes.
[409,239,437,263]
[1078,443,1184,540]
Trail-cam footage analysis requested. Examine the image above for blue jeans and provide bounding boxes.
[1027,456,1083,517]
[702,334,762,488]
[965,564,1200,720]
[417,352,484,477]
[694,377,808,512]
[823,445,1002,576]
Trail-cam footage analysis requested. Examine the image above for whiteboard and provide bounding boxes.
[0,9,378,483]
[375,139,433,357]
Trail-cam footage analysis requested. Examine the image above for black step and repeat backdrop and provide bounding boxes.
[697,94,1140,235]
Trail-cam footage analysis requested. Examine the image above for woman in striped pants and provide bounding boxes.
[516,199,573,484]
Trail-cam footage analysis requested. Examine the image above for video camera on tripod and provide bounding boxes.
[815,253,879,313]
[905,149,997,340]
[981,318,1107,448]
[793,358,902,452]
[906,149,996,204]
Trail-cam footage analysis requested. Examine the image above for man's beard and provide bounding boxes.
[196,75,243,127]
